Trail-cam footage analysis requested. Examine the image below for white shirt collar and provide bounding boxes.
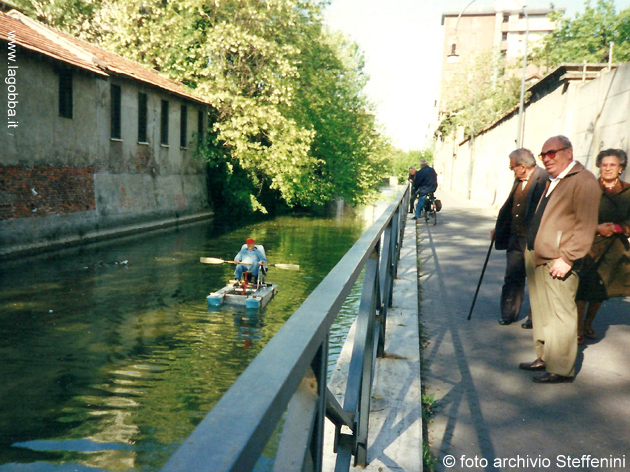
[550,160,577,182]
[546,160,577,196]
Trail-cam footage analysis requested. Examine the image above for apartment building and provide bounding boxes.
[439,0,559,113]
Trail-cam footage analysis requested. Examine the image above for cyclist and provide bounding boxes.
[412,159,438,220]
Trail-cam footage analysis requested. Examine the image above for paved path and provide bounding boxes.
[419,190,630,472]
[323,203,422,471]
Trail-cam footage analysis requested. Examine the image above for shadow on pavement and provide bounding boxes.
[417,191,630,472]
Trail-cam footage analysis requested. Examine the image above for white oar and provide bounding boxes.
[200,257,300,270]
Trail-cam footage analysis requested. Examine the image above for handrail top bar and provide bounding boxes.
[161,186,409,472]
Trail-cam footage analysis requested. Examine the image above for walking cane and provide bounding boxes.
[467,239,494,320]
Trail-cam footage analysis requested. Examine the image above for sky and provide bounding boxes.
[323,0,630,151]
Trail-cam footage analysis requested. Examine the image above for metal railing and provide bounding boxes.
[160,186,410,472]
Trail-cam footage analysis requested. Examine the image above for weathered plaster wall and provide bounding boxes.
[435,62,630,211]
[3,57,108,166]
[0,51,211,258]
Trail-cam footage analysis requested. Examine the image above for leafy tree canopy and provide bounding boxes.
[437,50,523,140]
[389,147,435,185]
[532,0,630,67]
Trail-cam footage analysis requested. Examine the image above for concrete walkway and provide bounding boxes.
[420,190,630,472]
[323,204,423,471]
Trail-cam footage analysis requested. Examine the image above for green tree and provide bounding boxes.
[95,0,321,210]
[13,0,103,39]
[389,147,434,184]
[532,0,630,67]
[289,30,391,206]
[438,50,522,140]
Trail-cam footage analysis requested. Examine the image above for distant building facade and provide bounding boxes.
[0,10,212,258]
[439,0,559,114]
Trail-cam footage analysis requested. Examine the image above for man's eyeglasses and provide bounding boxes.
[539,147,569,159]
[509,164,523,170]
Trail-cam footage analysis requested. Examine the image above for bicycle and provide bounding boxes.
[422,192,437,226]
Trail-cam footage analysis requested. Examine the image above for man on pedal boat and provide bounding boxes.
[233,238,267,285]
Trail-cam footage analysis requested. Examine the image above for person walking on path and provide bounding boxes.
[576,148,630,344]
[521,135,601,383]
[412,159,438,220]
[491,148,548,326]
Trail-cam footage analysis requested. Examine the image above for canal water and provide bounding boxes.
[0,189,400,471]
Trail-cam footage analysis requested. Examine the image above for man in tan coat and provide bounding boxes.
[519,135,601,383]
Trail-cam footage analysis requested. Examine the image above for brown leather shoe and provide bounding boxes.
[532,372,574,384]
[519,358,546,371]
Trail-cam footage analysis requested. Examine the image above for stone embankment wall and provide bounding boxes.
[434,62,630,210]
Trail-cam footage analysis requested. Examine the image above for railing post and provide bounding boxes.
[394,187,409,279]
[354,248,380,467]
[390,207,400,305]
[377,218,392,358]
[311,337,328,472]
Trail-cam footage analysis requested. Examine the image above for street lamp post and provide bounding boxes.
[452,71,478,199]
[447,0,530,198]
[447,0,530,147]
[445,0,478,199]
[516,4,529,148]
[447,0,478,63]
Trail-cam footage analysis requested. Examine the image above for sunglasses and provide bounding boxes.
[539,147,569,159]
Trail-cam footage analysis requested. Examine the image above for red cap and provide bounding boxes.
[246,238,255,244]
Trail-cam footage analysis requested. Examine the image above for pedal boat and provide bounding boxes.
[207,281,278,310]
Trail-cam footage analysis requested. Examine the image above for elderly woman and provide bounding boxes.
[576,149,630,343]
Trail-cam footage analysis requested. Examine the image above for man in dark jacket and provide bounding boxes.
[491,148,548,325]
[412,159,438,219]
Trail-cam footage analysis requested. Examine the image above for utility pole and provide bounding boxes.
[516,3,529,148]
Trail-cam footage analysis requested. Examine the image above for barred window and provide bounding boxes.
[59,70,73,119]
[110,84,121,139]
[180,105,188,148]
[138,92,148,143]
[161,100,169,145]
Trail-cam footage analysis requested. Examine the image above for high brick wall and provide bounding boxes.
[0,166,95,220]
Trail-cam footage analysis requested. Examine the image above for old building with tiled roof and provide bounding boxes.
[0,10,213,258]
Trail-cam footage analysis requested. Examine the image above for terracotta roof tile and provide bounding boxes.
[0,11,106,76]
[0,10,208,105]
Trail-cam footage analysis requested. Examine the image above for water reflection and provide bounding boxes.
[0,188,400,471]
